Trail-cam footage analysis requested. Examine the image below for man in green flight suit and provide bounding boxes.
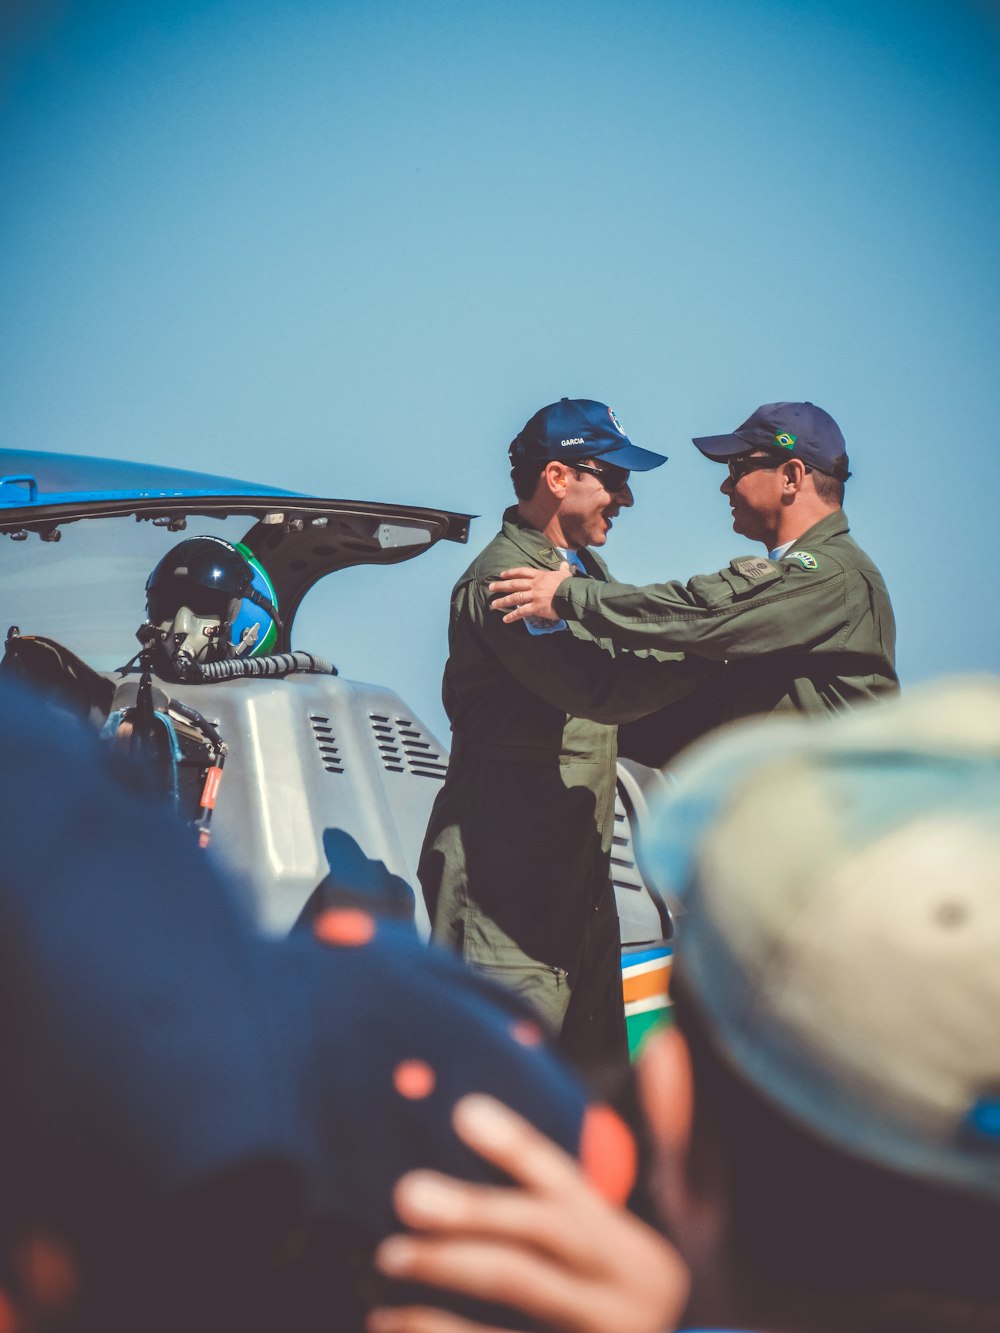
[418,398,715,1069]
[489,401,898,724]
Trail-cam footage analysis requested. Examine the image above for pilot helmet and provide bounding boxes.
[145,536,278,667]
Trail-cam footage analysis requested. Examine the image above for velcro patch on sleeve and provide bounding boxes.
[525,616,568,635]
[785,550,819,570]
[730,556,779,581]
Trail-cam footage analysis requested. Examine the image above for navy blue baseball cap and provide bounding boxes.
[693,401,851,480]
[509,397,668,471]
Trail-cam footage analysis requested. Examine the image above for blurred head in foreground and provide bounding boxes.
[639,676,1000,1333]
[0,680,596,1332]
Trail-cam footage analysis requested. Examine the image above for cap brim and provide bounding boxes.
[592,442,668,471]
[691,432,749,461]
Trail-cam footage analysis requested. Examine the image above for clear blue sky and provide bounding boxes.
[2,0,997,745]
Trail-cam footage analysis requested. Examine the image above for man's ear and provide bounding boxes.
[0,1288,20,1333]
[636,1025,694,1161]
[4,1233,80,1329]
[541,460,571,498]
[782,458,810,492]
[637,1023,727,1285]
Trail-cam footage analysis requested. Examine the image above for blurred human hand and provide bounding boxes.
[366,1092,688,1333]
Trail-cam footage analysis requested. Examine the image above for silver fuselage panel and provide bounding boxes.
[113,672,669,946]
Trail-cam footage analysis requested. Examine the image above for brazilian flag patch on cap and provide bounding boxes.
[775,432,796,449]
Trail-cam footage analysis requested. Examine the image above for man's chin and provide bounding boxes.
[731,516,764,544]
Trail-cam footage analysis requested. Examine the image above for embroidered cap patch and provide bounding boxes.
[775,432,796,449]
[786,550,819,570]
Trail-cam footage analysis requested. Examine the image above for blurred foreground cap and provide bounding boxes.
[0,677,592,1310]
[645,677,1000,1202]
[509,398,668,471]
[0,680,293,1206]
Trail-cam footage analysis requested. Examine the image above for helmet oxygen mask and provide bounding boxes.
[155,603,227,668]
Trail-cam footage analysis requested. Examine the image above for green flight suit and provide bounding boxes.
[557,510,898,721]
[418,507,712,1067]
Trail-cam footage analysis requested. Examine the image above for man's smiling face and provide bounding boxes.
[719,452,788,545]
[558,459,633,549]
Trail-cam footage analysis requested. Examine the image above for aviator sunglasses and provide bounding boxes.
[727,452,811,483]
[572,460,631,494]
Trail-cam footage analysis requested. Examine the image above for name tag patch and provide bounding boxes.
[731,557,777,581]
[786,550,819,570]
[525,617,568,636]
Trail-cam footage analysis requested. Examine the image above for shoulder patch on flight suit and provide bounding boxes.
[730,556,778,581]
[785,550,819,570]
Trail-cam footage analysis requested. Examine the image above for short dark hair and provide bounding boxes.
[812,455,848,506]
[510,458,546,501]
[673,978,1000,1333]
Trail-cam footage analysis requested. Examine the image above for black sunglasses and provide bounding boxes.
[726,453,811,484]
[572,460,631,493]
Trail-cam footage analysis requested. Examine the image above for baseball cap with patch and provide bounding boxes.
[693,401,851,480]
[509,397,668,471]
[644,677,1000,1204]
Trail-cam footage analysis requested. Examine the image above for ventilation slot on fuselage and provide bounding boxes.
[369,714,405,773]
[310,715,344,774]
[610,798,644,893]
[369,714,448,780]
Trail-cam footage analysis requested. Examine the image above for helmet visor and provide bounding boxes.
[147,574,234,624]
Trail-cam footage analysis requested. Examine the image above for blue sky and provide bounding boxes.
[2,0,997,744]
